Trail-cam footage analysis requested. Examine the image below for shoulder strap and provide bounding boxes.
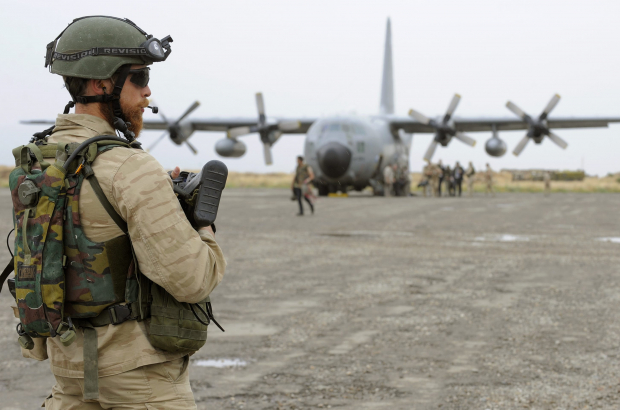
[85,172,128,235]
[80,141,134,235]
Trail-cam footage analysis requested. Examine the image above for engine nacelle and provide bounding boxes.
[215,138,246,158]
[485,136,507,157]
[169,122,196,145]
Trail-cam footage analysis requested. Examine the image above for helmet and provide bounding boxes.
[46,16,172,79]
[42,16,173,142]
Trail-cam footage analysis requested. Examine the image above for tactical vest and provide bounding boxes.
[0,134,218,400]
[295,164,309,186]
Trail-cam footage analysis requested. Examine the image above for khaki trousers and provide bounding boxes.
[44,357,196,410]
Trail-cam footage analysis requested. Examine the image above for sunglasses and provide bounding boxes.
[128,67,150,88]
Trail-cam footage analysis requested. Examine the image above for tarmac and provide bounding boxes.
[2,188,620,409]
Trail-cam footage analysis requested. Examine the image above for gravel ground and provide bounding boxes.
[2,189,620,409]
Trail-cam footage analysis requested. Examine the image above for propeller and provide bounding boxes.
[408,94,476,161]
[506,94,568,156]
[227,93,300,165]
[147,101,201,154]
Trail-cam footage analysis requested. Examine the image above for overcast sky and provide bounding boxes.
[1,0,619,175]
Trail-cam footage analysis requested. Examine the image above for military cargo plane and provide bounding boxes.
[24,19,620,196]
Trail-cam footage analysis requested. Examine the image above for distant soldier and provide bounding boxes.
[444,165,453,197]
[422,161,433,197]
[544,171,551,195]
[485,163,495,196]
[466,161,476,196]
[292,156,315,215]
[437,160,445,197]
[393,163,407,196]
[453,162,464,197]
[383,164,395,197]
[430,162,441,197]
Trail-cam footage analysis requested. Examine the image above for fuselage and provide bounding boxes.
[304,116,411,193]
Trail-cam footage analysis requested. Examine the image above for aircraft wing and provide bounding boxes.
[142,117,317,134]
[387,116,620,133]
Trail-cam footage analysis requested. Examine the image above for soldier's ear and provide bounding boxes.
[89,79,112,95]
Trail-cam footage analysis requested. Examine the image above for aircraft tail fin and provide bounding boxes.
[379,18,395,115]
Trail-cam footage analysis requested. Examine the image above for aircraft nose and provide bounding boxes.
[317,141,352,179]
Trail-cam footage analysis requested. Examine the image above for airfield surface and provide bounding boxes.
[2,189,620,409]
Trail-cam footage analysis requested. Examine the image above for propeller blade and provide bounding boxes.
[444,94,461,121]
[271,130,283,144]
[277,120,301,131]
[147,131,169,152]
[408,109,431,125]
[512,134,530,156]
[454,132,476,147]
[176,101,200,123]
[256,93,265,116]
[506,101,528,120]
[227,126,252,139]
[263,143,273,165]
[541,94,561,117]
[423,140,439,161]
[185,140,198,155]
[546,131,568,149]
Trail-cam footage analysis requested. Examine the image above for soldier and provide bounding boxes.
[291,156,315,215]
[485,163,495,196]
[383,163,395,197]
[421,161,433,197]
[466,161,476,196]
[19,16,226,409]
[437,159,445,197]
[544,171,551,195]
[444,164,453,197]
[453,161,464,197]
[430,162,441,197]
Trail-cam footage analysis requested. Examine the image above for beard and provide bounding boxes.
[100,98,148,138]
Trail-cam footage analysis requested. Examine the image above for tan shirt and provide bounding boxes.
[22,114,226,378]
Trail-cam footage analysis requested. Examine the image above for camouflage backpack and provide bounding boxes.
[5,136,141,341]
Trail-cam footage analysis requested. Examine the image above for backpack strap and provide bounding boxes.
[84,166,128,235]
[78,140,134,235]
[81,324,99,400]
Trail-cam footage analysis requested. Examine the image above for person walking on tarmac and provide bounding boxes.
[444,164,454,197]
[437,159,445,197]
[453,162,464,196]
[15,16,226,409]
[383,163,395,197]
[421,160,433,197]
[292,156,315,215]
[485,163,495,196]
[544,171,552,195]
[466,161,476,196]
[431,161,442,197]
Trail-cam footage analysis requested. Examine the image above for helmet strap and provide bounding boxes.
[67,65,136,142]
[107,65,135,142]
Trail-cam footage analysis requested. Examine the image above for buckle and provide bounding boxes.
[107,304,133,325]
